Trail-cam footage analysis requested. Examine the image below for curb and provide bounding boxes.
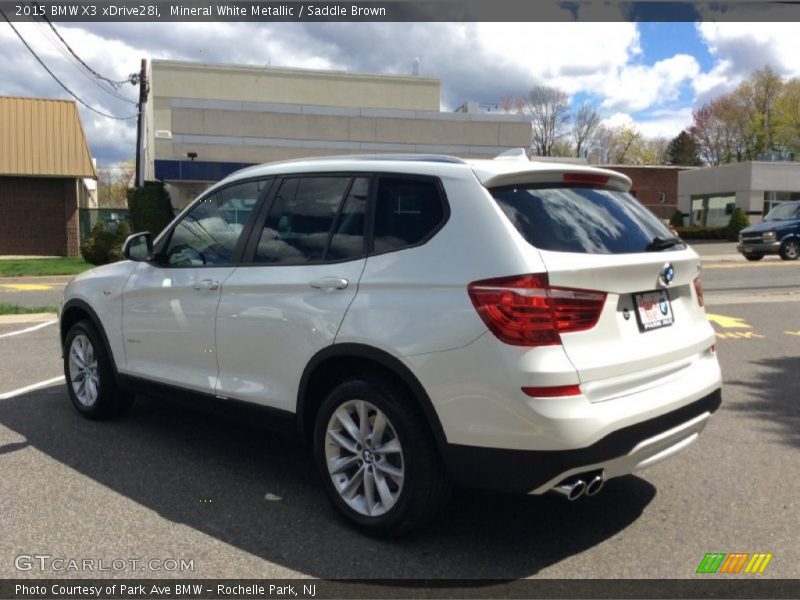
[0,313,58,325]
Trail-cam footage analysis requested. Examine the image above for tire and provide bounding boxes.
[63,320,132,420]
[779,238,800,261]
[313,376,450,536]
[744,254,764,261]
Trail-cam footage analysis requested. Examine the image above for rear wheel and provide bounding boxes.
[744,254,764,261]
[64,320,132,419]
[313,377,450,536]
[779,238,800,260]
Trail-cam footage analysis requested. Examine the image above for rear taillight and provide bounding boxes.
[693,276,704,307]
[467,273,606,346]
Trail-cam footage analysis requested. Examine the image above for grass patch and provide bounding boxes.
[0,303,59,315]
[0,257,90,277]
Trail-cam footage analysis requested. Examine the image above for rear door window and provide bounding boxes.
[253,176,365,264]
[491,186,680,254]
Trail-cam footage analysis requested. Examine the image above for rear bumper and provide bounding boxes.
[441,388,721,494]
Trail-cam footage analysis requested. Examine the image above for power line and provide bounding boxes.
[31,18,136,105]
[33,3,131,89]
[0,10,138,120]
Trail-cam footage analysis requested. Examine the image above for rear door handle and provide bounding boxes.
[193,279,219,291]
[309,277,349,290]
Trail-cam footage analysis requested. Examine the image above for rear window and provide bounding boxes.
[491,186,680,254]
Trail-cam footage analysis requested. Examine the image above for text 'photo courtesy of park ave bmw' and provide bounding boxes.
[1,0,799,595]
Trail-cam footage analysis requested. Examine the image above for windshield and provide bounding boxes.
[764,202,800,222]
[491,186,683,254]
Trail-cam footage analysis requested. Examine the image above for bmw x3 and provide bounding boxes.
[60,154,722,535]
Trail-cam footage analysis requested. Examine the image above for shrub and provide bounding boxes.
[127,181,175,237]
[726,207,750,241]
[674,226,728,240]
[80,222,117,265]
[669,210,685,229]
[80,221,130,266]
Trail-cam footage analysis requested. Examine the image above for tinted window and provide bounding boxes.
[328,177,368,261]
[254,177,351,264]
[373,177,444,253]
[492,186,677,254]
[164,180,264,266]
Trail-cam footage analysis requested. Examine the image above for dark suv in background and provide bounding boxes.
[737,201,800,261]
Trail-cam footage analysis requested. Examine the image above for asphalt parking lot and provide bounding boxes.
[0,257,798,581]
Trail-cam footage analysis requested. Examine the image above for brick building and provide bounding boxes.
[608,165,695,221]
[0,96,97,256]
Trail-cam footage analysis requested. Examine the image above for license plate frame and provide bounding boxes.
[632,290,674,332]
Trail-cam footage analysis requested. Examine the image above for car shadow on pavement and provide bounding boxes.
[0,386,656,579]
[724,356,800,449]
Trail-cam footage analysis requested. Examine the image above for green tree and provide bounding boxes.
[726,207,750,241]
[667,131,702,166]
[127,182,175,236]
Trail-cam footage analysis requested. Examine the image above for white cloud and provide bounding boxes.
[600,54,700,113]
[694,23,800,102]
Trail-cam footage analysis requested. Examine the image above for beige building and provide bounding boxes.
[678,161,800,227]
[145,60,531,207]
[0,96,97,256]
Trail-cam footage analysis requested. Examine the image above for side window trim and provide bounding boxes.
[367,174,450,257]
[321,177,356,262]
[153,177,275,268]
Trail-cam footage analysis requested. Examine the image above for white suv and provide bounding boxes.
[60,154,722,535]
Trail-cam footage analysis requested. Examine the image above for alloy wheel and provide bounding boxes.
[68,334,100,407]
[324,399,405,517]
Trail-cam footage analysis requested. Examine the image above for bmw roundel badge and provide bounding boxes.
[659,263,675,286]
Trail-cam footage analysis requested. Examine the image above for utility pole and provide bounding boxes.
[132,58,149,188]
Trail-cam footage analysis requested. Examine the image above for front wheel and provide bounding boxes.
[64,320,132,419]
[779,238,800,260]
[313,377,450,536]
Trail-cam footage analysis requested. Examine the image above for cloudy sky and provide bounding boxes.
[2,19,800,165]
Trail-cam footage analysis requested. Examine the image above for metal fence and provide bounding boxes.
[79,208,132,242]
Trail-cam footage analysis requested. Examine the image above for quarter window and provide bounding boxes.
[164,180,265,267]
[373,177,444,253]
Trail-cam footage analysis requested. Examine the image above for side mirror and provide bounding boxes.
[122,232,153,262]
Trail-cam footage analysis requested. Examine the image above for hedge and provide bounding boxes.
[674,226,729,240]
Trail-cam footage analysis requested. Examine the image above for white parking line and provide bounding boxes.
[0,319,57,339]
[0,375,65,400]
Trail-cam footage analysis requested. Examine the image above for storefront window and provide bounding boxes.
[690,194,736,227]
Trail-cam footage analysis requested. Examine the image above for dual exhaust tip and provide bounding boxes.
[551,473,604,501]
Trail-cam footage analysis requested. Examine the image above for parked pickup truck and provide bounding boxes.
[737,200,800,261]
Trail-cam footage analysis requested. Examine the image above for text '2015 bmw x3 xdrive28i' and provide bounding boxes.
[60,154,722,535]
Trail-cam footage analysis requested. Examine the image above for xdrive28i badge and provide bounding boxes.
[659,262,675,286]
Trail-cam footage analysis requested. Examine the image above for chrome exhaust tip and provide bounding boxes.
[551,479,586,501]
[585,474,605,497]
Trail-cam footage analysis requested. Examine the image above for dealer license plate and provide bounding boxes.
[633,290,674,332]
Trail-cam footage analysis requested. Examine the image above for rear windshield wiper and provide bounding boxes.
[645,236,684,252]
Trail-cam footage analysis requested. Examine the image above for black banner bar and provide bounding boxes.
[2,1,800,22]
[2,579,800,600]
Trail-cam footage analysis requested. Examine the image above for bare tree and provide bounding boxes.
[97,159,135,208]
[521,85,571,156]
[571,102,601,158]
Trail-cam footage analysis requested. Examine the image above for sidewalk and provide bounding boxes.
[687,241,743,263]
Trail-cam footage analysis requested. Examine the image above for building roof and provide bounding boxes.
[0,96,97,178]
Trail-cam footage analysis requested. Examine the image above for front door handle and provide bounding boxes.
[309,277,349,290]
[193,279,219,291]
